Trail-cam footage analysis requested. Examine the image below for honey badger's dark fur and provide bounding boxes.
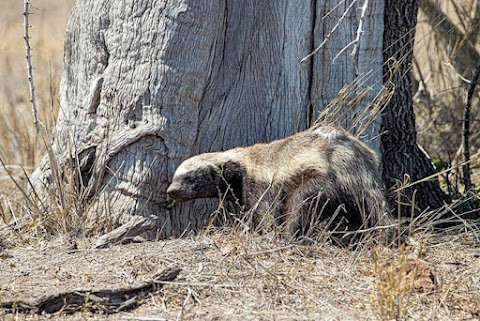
[167,126,393,242]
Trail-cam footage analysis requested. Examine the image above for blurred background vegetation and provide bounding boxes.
[0,0,74,167]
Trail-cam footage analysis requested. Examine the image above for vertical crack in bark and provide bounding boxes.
[307,0,317,127]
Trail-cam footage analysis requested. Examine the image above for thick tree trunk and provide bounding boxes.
[31,0,437,239]
[382,0,449,214]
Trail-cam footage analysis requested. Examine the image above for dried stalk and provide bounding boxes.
[462,59,480,192]
[23,0,40,132]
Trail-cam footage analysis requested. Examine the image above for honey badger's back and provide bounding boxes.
[240,126,391,241]
[242,129,329,184]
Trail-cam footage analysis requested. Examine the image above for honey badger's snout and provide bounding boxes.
[166,181,182,200]
[166,174,200,201]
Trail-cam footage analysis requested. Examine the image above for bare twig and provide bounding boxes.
[301,0,357,63]
[333,0,369,74]
[350,0,368,74]
[23,0,40,131]
[176,288,193,321]
[462,58,480,192]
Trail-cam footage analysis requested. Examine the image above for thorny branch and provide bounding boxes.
[332,0,369,75]
[302,0,369,76]
[23,0,40,132]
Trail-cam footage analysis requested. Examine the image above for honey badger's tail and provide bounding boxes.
[336,165,394,245]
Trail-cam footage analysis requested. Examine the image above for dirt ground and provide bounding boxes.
[0,148,479,321]
[1,224,479,320]
[1,169,478,320]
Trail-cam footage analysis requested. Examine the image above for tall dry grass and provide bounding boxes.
[0,0,75,239]
[0,0,477,233]
[0,0,477,183]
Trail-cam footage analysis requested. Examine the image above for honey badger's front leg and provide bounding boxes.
[241,181,286,231]
[280,178,337,238]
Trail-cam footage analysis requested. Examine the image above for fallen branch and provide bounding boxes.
[1,266,181,315]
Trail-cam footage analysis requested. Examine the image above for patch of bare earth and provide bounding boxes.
[0,227,479,321]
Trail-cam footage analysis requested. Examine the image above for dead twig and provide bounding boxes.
[23,0,40,131]
[333,0,369,75]
[462,58,480,192]
[301,0,357,63]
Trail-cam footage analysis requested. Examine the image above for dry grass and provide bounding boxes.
[0,0,479,320]
[414,0,480,187]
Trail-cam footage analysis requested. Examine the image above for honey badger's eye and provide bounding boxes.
[183,176,195,184]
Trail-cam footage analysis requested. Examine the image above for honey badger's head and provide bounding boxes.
[166,151,245,202]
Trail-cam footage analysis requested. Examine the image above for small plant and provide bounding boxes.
[371,245,436,320]
[372,248,414,320]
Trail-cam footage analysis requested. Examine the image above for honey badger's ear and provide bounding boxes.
[221,160,245,200]
[222,161,245,182]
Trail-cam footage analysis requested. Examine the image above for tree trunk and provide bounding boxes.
[382,0,449,214]
[31,0,444,239]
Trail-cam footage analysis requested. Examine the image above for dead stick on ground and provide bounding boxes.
[93,215,161,249]
[1,266,181,314]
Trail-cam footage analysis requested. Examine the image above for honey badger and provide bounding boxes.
[167,126,393,242]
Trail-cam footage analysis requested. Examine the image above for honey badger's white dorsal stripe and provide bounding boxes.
[167,125,393,242]
[242,127,354,185]
[244,142,330,185]
[312,126,345,139]
[173,149,244,176]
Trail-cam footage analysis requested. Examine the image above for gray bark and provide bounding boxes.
[31,0,386,239]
